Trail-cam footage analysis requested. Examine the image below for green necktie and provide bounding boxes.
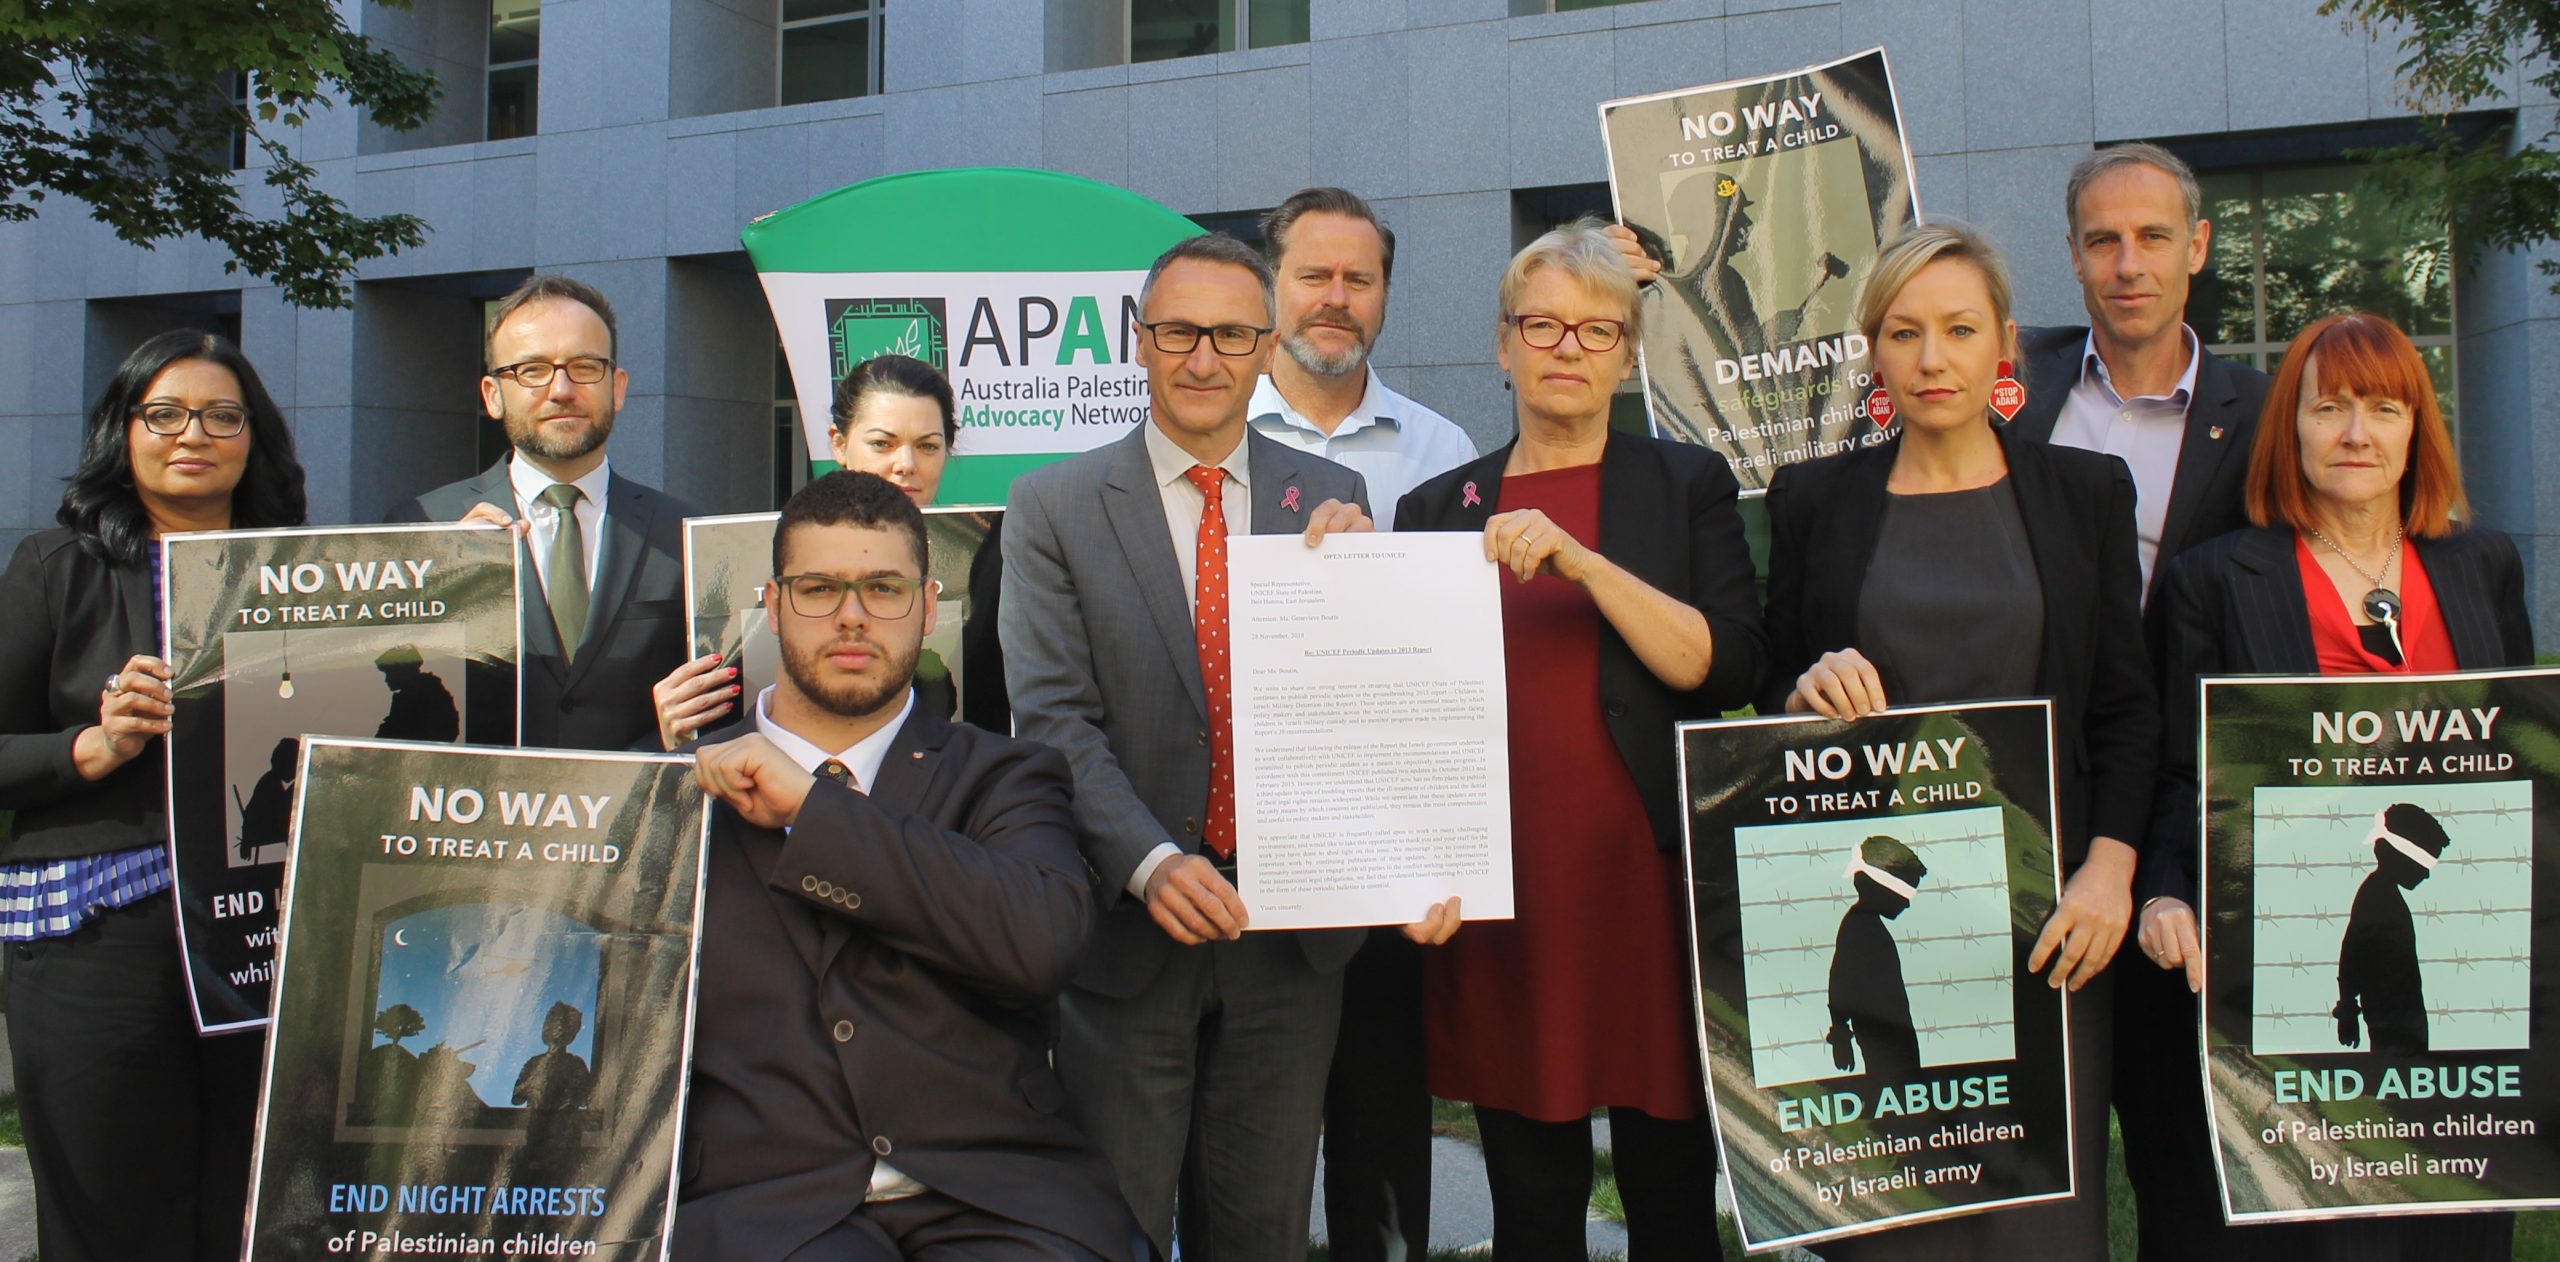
[539,482,589,662]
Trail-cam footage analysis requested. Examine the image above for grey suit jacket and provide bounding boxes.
[1001,425,1369,999]
[387,458,695,752]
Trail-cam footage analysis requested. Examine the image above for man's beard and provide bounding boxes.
[504,398,616,462]
[1281,308,1372,378]
[778,630,918,720]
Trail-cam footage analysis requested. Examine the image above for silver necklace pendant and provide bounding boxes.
[2363,588,2401,623]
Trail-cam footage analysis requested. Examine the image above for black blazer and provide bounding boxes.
[2146,525,2536,906]
[1760,428,2160,865]
[674,706,1135,1262]
[0,529,166,862]
[2007,325,2270,617]
[1395,430,1769,851]
[388,459,694,752]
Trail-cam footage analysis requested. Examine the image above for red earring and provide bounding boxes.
[1989,358,2026,422]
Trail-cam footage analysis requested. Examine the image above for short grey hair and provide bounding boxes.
[1138,233,1276,323]
[2064,142,2203,236]
[1852,221,2017,346]
[1497,215,1643,346]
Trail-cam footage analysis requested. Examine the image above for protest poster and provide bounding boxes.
[2200,668,2560,1221]
[164,523,518,1034]
[741,168,1200,505]
[683,505,1005,731]
[1600,48,1920,491]
[1679,700,2071,1250]
[243,738,707,1261]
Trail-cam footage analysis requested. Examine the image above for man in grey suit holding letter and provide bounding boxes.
[1001,234,1457,1261]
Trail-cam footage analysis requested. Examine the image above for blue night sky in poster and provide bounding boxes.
[369,902,603,1109]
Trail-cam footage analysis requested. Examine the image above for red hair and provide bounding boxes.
[2245,312,2466,538]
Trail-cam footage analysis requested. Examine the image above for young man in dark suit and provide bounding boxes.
[386,275,694,751]
[679,471,1139,1262]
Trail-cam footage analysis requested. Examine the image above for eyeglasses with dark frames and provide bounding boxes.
[1508,314,1626,353]
[133,404,249,438]
[489,356,616,388]
[773,574,932,621]
[1136,321,1273,357]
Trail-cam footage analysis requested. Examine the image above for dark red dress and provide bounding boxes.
[1420,464,1703,1122]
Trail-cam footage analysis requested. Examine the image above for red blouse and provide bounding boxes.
[2295,532,2456,674]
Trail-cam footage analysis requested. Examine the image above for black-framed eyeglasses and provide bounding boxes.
[489,356,615,388]
[1508,314,1626,353]
[133,404,249,438]
[774,574,932,621]
[1137,321,1272,357]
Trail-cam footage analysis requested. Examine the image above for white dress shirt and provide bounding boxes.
[504,454,610,590]
[1247,369,1477,528]
[748,683,923,1200]
[1125,422,1254,897]
[2048,327,2200,597]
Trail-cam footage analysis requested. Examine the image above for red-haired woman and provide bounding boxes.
[2144,311,2527,1258]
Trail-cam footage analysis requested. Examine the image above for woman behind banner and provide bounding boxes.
[2143,311,2528,1260]
[651,353,1008,744]
[1760,223,2156,1259]
[0,330,308,1261]
[1395,218,1766,1259]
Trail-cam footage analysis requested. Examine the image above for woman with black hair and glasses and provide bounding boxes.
[0,329,307,1261]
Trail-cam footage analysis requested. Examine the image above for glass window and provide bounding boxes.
[1131,0,1307,64]
[777,344,811,507]
[488,0,540,140]
[2197,163,2458,437]
[781,0,878,105]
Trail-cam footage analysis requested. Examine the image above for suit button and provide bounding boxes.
[1604,700,1627,718]
[801,875,819,893]
[872,1136,893,1157]
[833,1020,855,1043]
[1183,817,1198,835]
[1195,731,1209,747]
[844,891,861,909]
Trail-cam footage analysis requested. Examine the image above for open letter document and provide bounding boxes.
[1226,531,1513,930]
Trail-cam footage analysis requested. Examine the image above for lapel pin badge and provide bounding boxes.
[1461,481,1482,508]
[1279,485,1302,512]
[2209,425,2226,440]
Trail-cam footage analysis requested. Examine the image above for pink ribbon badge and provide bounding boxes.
[1280,485,1302,512]
[1461,481,1481,508]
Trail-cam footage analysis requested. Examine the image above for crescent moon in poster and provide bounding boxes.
[392,929,410,948]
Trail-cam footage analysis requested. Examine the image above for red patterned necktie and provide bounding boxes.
[1184,465,1236,861]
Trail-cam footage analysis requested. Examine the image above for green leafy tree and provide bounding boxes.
[2324,0,2560,288]
[0,1,443,308]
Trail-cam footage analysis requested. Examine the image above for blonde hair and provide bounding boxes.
[1497,216,1643,346]
[1852,221,2017,346]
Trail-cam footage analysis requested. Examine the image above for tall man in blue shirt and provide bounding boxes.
[1244,189,1473,1262]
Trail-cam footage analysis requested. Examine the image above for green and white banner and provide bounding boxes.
[741,168,1201,507]
[2201,668,2560,1221]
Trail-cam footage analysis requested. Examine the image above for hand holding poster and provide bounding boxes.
[1680,701,2072,1251]
[164,523,519,1033]
[245,739,708,1261]
[2200,668,2560,1221]
[1600,48,1919,489]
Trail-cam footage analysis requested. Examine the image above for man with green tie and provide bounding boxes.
[388,274,696,751]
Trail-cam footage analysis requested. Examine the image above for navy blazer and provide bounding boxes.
[675,706,1135,1261]
[1760,427,2160,866]
[388,459,695,752]
[2146,524,2536,906]
[2007,326,2270,615]
[1394,430,1769,852]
